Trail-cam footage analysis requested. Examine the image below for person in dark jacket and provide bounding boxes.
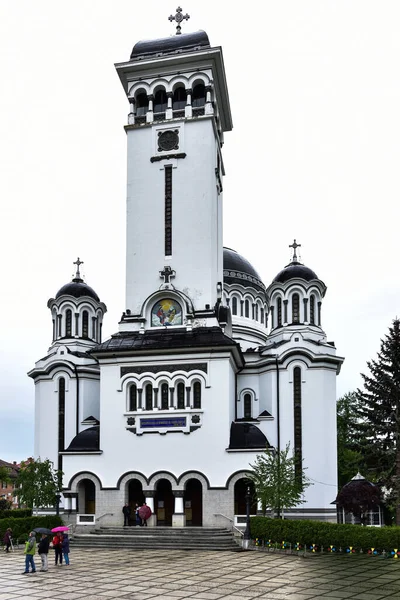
[61,534,70,565]
[3,528,12,553]
[38,534,50,572]
[122,503,131,526]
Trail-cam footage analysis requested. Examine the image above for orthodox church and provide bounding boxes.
[29,11,344,527]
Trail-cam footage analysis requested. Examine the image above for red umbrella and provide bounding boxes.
[138,505,152,520]
[51,526,70,532]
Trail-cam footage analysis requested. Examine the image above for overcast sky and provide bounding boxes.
[1,1,399,463]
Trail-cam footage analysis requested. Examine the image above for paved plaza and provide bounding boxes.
[1,548,400,599]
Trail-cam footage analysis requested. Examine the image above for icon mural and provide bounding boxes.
[152,299,182,327]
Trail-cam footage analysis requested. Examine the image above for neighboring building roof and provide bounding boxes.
[223,247,266,292]
[0,459,20,479]
[273,261,318,284]
[130,30,210,59]
[228,422,271,450]
[66,426,100,452]
[55,277,100,301]
[91,327,240,354]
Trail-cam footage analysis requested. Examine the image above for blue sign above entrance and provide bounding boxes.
[140,417,187,429]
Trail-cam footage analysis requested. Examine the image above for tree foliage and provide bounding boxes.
[15,458,62,511]
[337,392,363,488]
[355,318,400,524]
[0,466,12,487]
[248,443,311,517]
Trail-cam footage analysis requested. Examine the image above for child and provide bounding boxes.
[61,533,70,565]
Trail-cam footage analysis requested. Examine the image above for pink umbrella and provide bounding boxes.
[51,526,70,532]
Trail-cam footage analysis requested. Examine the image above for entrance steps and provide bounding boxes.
[71,526,242,551]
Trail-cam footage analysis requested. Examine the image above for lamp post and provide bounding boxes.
[55,493,61,516]
[243,485,252,550]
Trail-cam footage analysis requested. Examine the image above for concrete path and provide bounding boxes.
[1,548,400,599]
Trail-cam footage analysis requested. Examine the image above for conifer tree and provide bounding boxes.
[356,319,400,524]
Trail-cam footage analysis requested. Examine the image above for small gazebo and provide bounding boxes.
[334,473,383,527]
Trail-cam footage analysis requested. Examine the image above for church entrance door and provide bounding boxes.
[184,478,203,526]
[128,479,145,525]
[234,478,257,516]
[78,479,96,514]
[155,479,174,526]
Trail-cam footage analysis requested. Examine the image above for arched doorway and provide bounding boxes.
[234,478,257,516]
[78,479,96,514]
[184,479,203,526]
[154,479,174,526]
[128,479,145,526]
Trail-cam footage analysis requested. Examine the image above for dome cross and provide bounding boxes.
[289,239,301,262]
[73,257,84,280]
[168,7,190,35]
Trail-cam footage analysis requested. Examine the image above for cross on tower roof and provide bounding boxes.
[73,257,84,280]
[168,7,190,35]
[289,239,301,262]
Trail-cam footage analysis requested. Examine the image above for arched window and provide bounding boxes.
[277,298,282,327]
[244,393,252,419]
[260,307,264,324]
[193,382,201,409]
[58,378,65,468]
[173,87,186,111]
[161,383,169,410]
[310,294,315,325]
[136,93,148,116]
[245,300,250,318]
[232,297,237,315]
[177,382,185,409]
[129,384,137,412]
[255,305,259,321]
[292,294,300,324]
[65,309,72,337]
[82,311,89,338]
[154,89,167,114]
[145,384,153,411]
[293,367,302,480]
[192,83,206,108]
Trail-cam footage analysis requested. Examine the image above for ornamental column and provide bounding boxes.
[172,490,185,527]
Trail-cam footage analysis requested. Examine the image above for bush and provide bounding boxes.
[0,515,63,543]
[0,509,32,519]
[250,517,400,551]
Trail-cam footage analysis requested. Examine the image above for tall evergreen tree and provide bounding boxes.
[356,319,400,524]
[337,392,363,488]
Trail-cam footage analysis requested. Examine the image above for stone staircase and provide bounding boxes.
[71,526,242,551]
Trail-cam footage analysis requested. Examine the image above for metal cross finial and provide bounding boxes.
[160,265,176,284]
[289,239,301,262]
[73,257,84,279]
[168,7,190,35]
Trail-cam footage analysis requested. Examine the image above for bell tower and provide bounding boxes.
[115,12,232,331]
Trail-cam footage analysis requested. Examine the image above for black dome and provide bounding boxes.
[131,31,210,59]
[223,248,266,292]
[66,426,99,452]
[273,261,318,284]
[56,278,99,302]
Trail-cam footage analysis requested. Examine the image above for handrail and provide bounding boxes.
[213,513,244,537]
[97,512,114,521]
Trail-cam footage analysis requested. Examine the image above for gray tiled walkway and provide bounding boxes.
[1,548,400,599]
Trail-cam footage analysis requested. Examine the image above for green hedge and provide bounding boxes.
[250,517,400,551]
[0,515,63,543]
[0,509,32,519]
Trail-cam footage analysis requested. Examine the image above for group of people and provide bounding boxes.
[22,530,70,574]
[122,501,152,527]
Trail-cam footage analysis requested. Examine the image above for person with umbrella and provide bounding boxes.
[138,502,152,527]
[51,526,69,566]
[38,533,50,571]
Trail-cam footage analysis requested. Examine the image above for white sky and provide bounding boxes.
[1,1,399,463]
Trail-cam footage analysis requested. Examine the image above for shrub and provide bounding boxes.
[0,515,63,543]
[250,517,400,551]
[0,509,32,519]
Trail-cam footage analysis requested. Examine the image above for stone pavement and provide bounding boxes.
[1,548,400,599]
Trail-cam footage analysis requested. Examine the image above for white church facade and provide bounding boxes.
[29,16,344,527]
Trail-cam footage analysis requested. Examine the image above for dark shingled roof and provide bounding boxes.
[91,327,239,354]
[223,247,266,292]
[55,278,100,302]
[66,426,99,452]
[229,422,271,450]
[130,31,210,59]
[273,261,318,284]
